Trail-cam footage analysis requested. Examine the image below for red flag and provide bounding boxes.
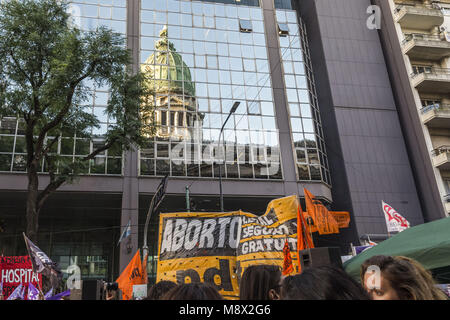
[282,238,294,276]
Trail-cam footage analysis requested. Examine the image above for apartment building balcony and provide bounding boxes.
[402,33,450,61]
[432,146,450,170]
[411,68,450,94]
[421,104,450,128]
[394,4,444,31]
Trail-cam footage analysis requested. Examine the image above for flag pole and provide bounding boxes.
[296,201,301,274]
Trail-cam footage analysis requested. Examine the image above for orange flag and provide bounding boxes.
[116,249,146,300]
[282,238,294,276]
[330,211,351,229]
[298,204,314,250]
[303,188,340,235]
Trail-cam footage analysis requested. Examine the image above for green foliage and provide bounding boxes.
[0,0,155,228]
[0,0,155,180]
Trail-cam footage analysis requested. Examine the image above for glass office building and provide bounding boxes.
[0,0,436,283]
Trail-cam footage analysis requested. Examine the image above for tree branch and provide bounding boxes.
[36,59,100,147]
[37,155,66,210]
[9,50,35,88]
[38,134,60,160]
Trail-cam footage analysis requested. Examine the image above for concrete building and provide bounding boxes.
[0,0,445,283]
[381,0,450,215]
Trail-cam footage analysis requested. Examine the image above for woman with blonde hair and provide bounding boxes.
[360,255,448,300]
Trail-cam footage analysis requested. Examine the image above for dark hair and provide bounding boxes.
[144,281,178,300]
[239,265,281,300]
[360,255,448,300]
[281,266,369,300]
[160,282,223,300]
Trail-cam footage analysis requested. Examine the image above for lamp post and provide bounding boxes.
[218,101,240,212]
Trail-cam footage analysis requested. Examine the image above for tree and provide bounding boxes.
[0,0,155,241]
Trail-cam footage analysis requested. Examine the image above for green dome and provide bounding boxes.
[142,27,196,97]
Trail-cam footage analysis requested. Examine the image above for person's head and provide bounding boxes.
[395,256,448,300]
[160,282,223,300]
[360,255,447,300]
[239,264,282,300]
[145,281,178,300]
[280,265,369,300]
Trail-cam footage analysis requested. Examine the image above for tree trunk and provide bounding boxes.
[26,162,40,243]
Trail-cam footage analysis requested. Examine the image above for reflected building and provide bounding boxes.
[141,27,204,141]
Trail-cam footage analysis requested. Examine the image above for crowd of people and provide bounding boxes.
[140,255,448,300]
[1,254,447,301]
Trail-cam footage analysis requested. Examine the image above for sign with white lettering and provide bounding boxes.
[0,256,42,300]
[156,196,301,299]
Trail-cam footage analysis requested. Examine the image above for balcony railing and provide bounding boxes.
[411,67,450,80]
[394,4,444,30]
[431,145,450,157]
[394,3,443,17]
[402,33,450,61]
[444,194,450,203]
[421,104,450,114]
[402,33,449,45]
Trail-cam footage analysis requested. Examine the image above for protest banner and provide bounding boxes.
[236,196,300,277]
[156,196,304,299]
[0,256,42,300]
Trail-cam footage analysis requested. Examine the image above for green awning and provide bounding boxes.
[343,217,450,282]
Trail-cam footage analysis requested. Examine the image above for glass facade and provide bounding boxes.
[276,8,331,185]
[0,0,330,183]
[0,1,126,175]
[0,0,333,281]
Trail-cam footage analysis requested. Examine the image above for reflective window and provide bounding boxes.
[239,19,253,33]
[276,8,331,184]
[278,23,289,36]
[140,1,280,180]
[0,1,125,175]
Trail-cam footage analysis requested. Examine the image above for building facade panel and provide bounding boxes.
[296,0,427,243]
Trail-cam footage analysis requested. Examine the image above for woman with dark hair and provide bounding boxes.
[160,282,223,300]
[281,266,369,300]
[239,265,282,300]
[144,280,178,300]
[360,255,448,300]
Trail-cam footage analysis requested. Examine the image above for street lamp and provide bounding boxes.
[218,101,240,212]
